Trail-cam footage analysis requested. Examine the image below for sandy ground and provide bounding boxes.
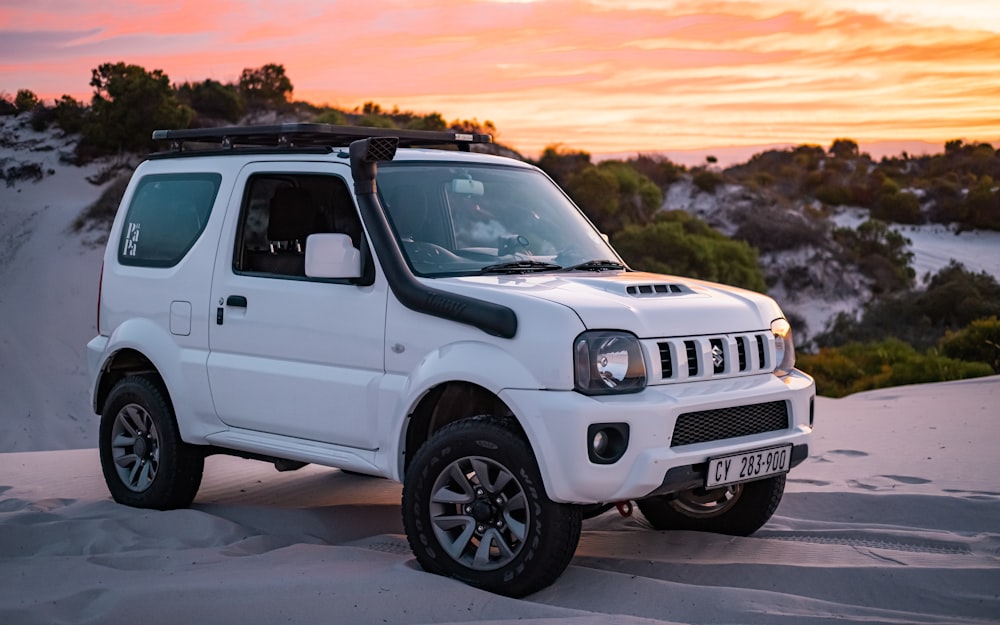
[1,378,998,624]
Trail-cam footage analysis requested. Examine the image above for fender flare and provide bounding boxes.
[386,340,545,477]
[94,318,222,442]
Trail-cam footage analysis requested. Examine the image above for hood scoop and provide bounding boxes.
[624,283,694,297]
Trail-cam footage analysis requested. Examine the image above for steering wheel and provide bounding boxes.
[403,240,465,266]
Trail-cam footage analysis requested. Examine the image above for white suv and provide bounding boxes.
[87,124,815,597]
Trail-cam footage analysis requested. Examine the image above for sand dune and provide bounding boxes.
[2,378,998,624]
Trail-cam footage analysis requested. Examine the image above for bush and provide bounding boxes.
[535,145,592,187]
[177,79,244,123]
[406,112,447,131]
[797,338,993,397]
[613,211,767,292]
[627,154,683,189]
[71,173,132,236]
[239,63,293,112]
[2,162,47,187]
[30,105,56,131]
[312,108,347,125]
[732,205,828,252]
[939,317,1000,373]
[0,93,16,115]
[692,169,723,193]
[561,161,661,235]
[52,95,86,134]
[14,89,40,112]
[832,219,914,293]
[816,262,1000,350]
[81,62,194,155]
[872,189,922,224]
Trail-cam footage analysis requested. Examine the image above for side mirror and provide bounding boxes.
[305,233,361,279]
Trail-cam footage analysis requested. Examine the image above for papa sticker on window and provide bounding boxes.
[124,222,140,256]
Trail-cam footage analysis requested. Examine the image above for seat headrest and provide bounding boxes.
[267,187,318,241]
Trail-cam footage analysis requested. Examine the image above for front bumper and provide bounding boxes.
[500,369,815,504]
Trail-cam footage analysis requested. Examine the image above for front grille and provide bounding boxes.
[685,340,698,376]
[656,331,772,383]
[671,401,789,447]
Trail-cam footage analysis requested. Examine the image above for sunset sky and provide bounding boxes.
[2,0,999,159]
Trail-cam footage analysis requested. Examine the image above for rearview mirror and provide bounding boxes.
[451,178,484,196]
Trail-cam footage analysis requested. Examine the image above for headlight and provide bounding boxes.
[574,331,646,395]
[771,318,796,377]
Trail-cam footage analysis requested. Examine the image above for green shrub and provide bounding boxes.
[872,189,922,224]
[177,79,244,122]
[52,95,86,134]
[798,337,994,397]
[406,112,447,131]
[832,219,914,293]
[313,108,347,125]
[613,211,767,292]
[562,161,661,235]
[0,93,16,115]
[71,173,131,236]
[14,89,40,112]
[692,169,723,194]
[817,262,1000,350]
[81,62,194,155]
[732,205,828,252]
[939,317,1000,373]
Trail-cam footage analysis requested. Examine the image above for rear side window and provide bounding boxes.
[118,173,222,267]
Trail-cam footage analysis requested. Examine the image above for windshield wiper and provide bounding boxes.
[478,260,562,274]
[561,259,626,272]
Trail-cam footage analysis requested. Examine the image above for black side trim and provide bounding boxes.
[349,138,518,339]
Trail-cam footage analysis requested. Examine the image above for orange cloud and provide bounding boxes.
[1,0,997,156]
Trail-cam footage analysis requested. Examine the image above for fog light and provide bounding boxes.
[592,430,609,456]
[587,423,630,465]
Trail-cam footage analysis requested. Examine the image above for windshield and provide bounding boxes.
[376,162,623,277]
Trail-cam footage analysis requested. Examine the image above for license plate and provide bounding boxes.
[706,444,792,488]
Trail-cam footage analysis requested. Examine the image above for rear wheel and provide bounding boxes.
[402,417,582,597]
[636,474,786,536]
[99,376,204,510]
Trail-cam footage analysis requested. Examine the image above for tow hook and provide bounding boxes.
[615,501,634,517]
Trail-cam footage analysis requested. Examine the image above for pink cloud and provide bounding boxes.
[1,0,998,154]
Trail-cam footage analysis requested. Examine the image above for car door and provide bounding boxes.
[206,162,387,449]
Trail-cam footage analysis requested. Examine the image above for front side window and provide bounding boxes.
[377,163,620,277]
[118,173,221,267]
[234,173,363,280]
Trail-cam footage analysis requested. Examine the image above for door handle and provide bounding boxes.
[226,295,248,307]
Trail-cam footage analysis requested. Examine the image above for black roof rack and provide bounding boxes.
[151,123,492,153]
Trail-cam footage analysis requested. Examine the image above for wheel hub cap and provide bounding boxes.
[428,455,529,571]
[109,403,161,493]
[471,499,495,524]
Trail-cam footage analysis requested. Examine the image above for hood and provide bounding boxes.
[433,270,784,339]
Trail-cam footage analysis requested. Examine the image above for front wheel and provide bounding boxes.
[99,376,204,510]
[636,474,786,536]
[402,418,582,597]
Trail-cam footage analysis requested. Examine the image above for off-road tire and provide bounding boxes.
[99,376,204,510]
[636,474,786,536]
[402,417,582,597]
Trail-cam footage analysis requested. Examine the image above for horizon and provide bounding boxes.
[2,1,999,158]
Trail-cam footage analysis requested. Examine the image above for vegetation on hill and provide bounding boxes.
[725,138,1000,232]
[800,263,1000,396]
[4,62,999,395]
